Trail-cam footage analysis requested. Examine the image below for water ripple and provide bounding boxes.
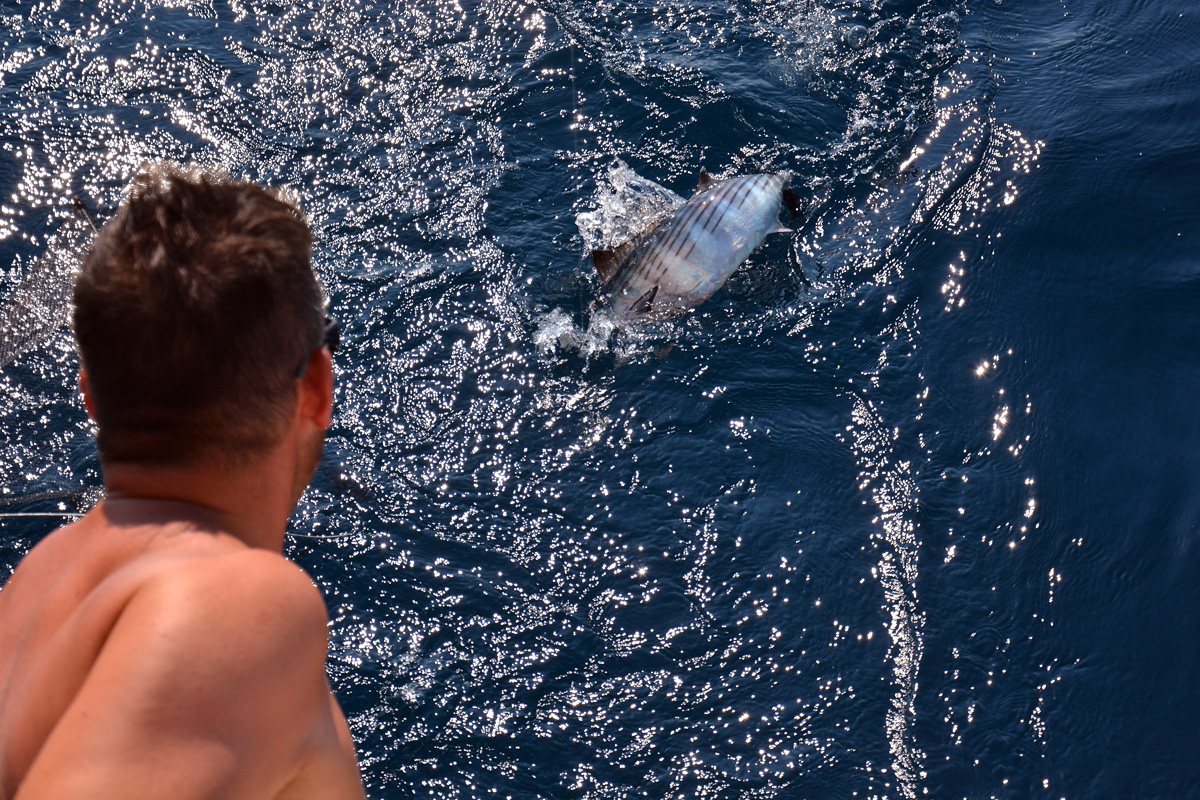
[0,1,1057,797]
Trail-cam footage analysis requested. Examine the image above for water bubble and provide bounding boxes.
[932,12,961,37]
[843,25,868,49]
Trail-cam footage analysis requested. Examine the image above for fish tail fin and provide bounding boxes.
[592,238,640,290]
[593,249,620,288]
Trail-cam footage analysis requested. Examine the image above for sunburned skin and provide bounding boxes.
[0,505,361,800]
[0,347,365,800]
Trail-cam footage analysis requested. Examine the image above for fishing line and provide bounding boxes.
[0,487,99,507]
[286,528,363,541]
[570,39,579,153]
[0,512,84,519]
[72,195,100,233]
[0,511,364,543]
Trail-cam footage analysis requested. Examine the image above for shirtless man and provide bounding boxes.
[0,165,365,799]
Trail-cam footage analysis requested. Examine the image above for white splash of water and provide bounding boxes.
[574,158,683,253]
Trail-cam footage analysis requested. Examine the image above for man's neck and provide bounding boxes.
[100,455,300,551]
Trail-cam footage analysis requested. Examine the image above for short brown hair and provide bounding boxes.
[73,164,325,466]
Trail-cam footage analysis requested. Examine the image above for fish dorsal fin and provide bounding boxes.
[695,168,719,195]
[592,238,639,290]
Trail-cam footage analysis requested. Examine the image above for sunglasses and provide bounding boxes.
[295,315,340,380]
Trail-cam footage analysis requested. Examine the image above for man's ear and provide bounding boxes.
[79,368,98,420]
[297,348,334,430]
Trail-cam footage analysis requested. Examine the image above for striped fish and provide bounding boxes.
[593,169,800,317]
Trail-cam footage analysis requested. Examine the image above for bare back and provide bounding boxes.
[0,502,364,800]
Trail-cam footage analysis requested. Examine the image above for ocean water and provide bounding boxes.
[1,0,1197,798]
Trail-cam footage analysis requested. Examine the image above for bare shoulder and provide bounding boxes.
[12,545,343,798]
[148,547,326,617]
[131,546,331,675]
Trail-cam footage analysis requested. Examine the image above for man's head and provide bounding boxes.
[73,164,328,468]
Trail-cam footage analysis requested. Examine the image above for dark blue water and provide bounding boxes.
[1,1,1197,798]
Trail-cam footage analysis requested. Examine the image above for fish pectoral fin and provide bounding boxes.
[630,285,658,314]
[694,168,719,195]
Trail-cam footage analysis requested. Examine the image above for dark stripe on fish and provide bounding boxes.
[592,169,795,317]
[673,197,714,253]
[694,193,724,239]
[730,179,753,212]
[647,202,697,277]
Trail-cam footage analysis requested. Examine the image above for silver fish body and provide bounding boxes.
[593,171,794,316]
